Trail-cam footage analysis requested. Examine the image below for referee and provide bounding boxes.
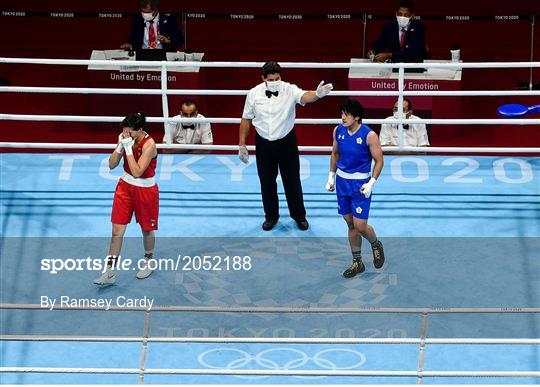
[238,61,333,231]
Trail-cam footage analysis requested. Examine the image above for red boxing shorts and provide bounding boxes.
[111,179,159,231]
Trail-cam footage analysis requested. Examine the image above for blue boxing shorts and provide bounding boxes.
[336,175,372,219]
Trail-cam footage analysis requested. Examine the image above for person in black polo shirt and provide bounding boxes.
[238,61,333,231]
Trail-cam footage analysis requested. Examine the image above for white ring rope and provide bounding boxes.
[1,114,539,126]
[2,86,540,97]
[1,303,538,313]
[0,367,538,377]
[1,335,538,345]
[2,57,540,153]
[1,143,539,153]
[1,57,540,69]
[1,56,539,379]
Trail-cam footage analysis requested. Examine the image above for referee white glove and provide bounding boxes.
[360,177,376,198]
[115,134,124,154]
[238,145,249,164]
[316,80,333,98]
[121,136,135,156]
[325,171,336,192]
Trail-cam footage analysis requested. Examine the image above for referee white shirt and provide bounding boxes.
[379,114,430,146]
[242,82,305,141]
[165,113,213,144]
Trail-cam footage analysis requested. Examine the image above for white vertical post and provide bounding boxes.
[362,13,368,58]
[529,14,535,91]
[182,11,188,51]
[138,310,152,384]
[161,62,171,144]
[416,312,429,384]
[397,65,405,149]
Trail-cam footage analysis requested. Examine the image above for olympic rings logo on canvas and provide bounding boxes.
[197,347,367,379]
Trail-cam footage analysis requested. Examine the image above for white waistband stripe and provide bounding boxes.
[121,173,155,187]
[337,169,371,180]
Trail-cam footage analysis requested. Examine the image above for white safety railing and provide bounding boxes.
[2,57,540,69]
[2,86,540,97]
[1,57,540,152]
[2,303,539,313]
[1,57,539,380]
[0,302,539,382]
[1,142,539,153]
[3,335,539,345]
[2,114,540,126]
[1,367,539,378]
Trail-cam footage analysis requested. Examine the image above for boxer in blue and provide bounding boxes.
[326,99,385,277]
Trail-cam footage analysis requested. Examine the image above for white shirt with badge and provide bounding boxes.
[165,113,213,144]
[242,81,305,141]
[143,14,163,49]
[379,114,430,147]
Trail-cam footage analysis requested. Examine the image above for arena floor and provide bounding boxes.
[1,153,539,383]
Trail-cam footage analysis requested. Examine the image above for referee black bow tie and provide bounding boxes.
[265,90,279,98]
[182,125,195,129]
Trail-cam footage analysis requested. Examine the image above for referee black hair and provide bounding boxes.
[121,112,146,131]
[341,99,365,121]
[262,61,281,77]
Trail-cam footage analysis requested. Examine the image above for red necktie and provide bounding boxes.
[148,22,156,48]
[400,28,407,48]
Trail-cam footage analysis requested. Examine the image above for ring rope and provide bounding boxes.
[1,366,538,377]
[2,57,540,69]
[2,57,539,153]
[1,56,539,379]
[1,114,540,126]
[2,86,540,97]
[1,303,538,313]
[1,335,538,345]
[1,143,539,153]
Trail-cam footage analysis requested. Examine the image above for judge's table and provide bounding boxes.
[348,58,462,115]
[87,49,205,120]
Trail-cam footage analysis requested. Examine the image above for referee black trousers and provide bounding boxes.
[255,130,306,222]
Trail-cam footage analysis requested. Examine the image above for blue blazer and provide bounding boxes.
[127,13,184,52]
[370,19,427,63]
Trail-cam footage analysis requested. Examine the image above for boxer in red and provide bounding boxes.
[94,112,158,285]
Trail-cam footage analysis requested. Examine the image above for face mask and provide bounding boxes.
[393,111,406,119]
[180,113,196,129]
[396,16,410,29]
[142,12,155,22]
[266,80,282,92]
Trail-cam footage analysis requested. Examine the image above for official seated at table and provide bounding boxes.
[380,98,429,150]
[367,0,427,63]
[120,0,184,52]
[163,99,213,154]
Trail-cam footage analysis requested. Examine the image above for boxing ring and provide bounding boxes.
[1,57,539,384]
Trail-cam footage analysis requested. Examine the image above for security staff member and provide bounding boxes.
[238,61,333,231]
